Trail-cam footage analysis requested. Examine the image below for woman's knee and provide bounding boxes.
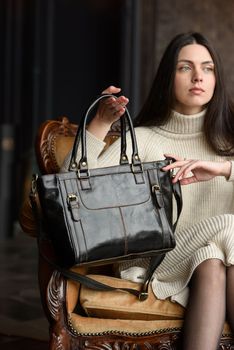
[193,259,226,285]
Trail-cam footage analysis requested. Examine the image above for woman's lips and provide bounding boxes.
[189,87,205,94]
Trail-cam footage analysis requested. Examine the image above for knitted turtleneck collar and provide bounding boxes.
[159,109,206,135]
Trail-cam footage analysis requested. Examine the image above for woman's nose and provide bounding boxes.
[192,70,203,83]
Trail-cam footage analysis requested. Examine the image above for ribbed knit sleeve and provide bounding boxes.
[60,127,155,172]
[60,130,106,172]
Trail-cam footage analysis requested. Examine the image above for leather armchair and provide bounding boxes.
[19,116,234,350]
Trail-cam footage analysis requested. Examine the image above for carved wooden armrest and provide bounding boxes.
[35,116,120,175]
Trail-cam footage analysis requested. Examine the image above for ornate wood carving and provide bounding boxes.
[35,116,121,175]
[47,271,65,321]
[36,116,78,174]
[50,332,66,350]
[67,335,234,350]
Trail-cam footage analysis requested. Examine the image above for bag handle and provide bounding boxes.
[68,94,142,173]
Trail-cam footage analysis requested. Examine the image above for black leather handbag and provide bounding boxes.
[33,94,182,299]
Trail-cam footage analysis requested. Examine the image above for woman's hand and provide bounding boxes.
[162,154,232,185]
[87,86,129,140]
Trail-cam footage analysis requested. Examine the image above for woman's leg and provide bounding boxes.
[182,259,226,350]
[226,265,234,331]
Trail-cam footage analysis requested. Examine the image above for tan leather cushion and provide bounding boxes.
[68,313,233,337]
[79,274,185,320]
[65,272,232,335]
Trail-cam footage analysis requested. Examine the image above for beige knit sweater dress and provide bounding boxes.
[61,109,234,307]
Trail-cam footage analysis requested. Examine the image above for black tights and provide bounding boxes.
[182,259,234,350]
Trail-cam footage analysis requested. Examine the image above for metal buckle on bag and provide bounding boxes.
[138,292,148,301]
[77,169,90,179]
[67,194,80,221]
[131,163,143,174]
[170,168,176,178]
[152,184,164,208]
[152,184,160,192]
[67,193,78,203]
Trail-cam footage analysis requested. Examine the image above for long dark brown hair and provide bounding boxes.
[134,32,234,156]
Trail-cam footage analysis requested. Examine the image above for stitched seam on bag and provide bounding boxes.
[77,192,151,210]
[119,207,128,255]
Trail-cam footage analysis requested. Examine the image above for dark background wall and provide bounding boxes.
[138,0,234,103]
[0,0,234,238]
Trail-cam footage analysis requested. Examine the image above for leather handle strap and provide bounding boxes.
[172,180,183,231]
[39,245,164,301]
[68,94,141,172]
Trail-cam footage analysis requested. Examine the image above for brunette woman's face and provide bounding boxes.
[173,44,216,115]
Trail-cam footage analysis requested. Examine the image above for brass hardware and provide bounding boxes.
[67,194,78,202]
[81,161,87,167]
[152,184,160,192]
[67,194,80,221]
[138,292,149,301]
[171,168,176,178]
[71,163,77,169]
[134,154,139,160]
[131,163,143,173]
[122,156,127,161]
[77,169,90,179]
[31,174,38,195]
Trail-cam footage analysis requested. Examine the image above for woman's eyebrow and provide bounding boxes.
[177,59,214,65]
[201,61,214,65]
[177,59,193,64]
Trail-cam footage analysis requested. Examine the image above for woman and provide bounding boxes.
[62,32,234,350]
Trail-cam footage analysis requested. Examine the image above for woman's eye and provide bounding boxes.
[203,66,214,72]
[178,65,191,72]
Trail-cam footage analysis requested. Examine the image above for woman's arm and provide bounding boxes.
[162,155,232,185]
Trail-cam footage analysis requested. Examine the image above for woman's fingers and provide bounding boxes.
[101,94,129,119]
[163,153,185,162]
[101,86,129,108]
[101,85,121,94]
[171,160,198,183]
[97,86,129,124]
[162,159,191,171]
[179,176,197,185]
[164,159,223,185]
[162,157,201,184]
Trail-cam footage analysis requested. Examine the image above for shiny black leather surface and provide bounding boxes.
[37,95,182,268]
[37,160,177,268]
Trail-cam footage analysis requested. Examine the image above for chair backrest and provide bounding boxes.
[35,116,120,174]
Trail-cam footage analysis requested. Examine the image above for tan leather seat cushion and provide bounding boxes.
[68,273,232,335]
[79,274,185,320]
